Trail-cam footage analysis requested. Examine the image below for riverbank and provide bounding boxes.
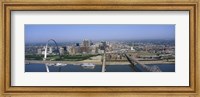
[105,60,174,65]
[25,60,175,65]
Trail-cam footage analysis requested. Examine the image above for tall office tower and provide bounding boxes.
[83,39,90,47]
[76,43,80,46]
[82,39,90,53]
[59,47,65,55]
[37,48,42,54]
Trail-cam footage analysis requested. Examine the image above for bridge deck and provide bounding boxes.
[102,53,106,72]
[124,54,161,72]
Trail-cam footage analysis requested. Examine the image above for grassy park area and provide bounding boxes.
[25,54,100,61]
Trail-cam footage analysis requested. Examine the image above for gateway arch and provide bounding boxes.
[43,39,61,61]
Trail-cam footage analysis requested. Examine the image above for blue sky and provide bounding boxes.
[25,24,175,43]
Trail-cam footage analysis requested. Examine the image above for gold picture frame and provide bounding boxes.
[0,0,199,97]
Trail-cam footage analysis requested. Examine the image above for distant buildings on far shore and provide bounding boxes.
[35,39,108,56]
[26,39,175,61]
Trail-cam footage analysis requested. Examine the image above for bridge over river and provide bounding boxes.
[124,53,162,72]
[101,53,162,72]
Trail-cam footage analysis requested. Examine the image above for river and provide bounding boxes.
[25,63,175,72]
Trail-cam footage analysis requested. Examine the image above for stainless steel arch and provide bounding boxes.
[43,39,61,60]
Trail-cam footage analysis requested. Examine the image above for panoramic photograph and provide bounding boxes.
[25,24,175,72]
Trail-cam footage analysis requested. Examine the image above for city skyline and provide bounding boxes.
[25,24,175,43]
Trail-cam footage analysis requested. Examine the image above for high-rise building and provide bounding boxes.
[67,46,72,54]
[67,46,76,55]
[71,46,76,55]
[101,41,106,47]
[83,39,90,47]
[75,46,80,54]
[76,43,80,46]
[63,46,67,51]
[81,39,91,53]
[90,45,98,54]
[90,41,94,45]
[59,47,65,55]
[99,41,107,50]
[37,48,42,54]
[48,47,53,54]
[80,46,90,54]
